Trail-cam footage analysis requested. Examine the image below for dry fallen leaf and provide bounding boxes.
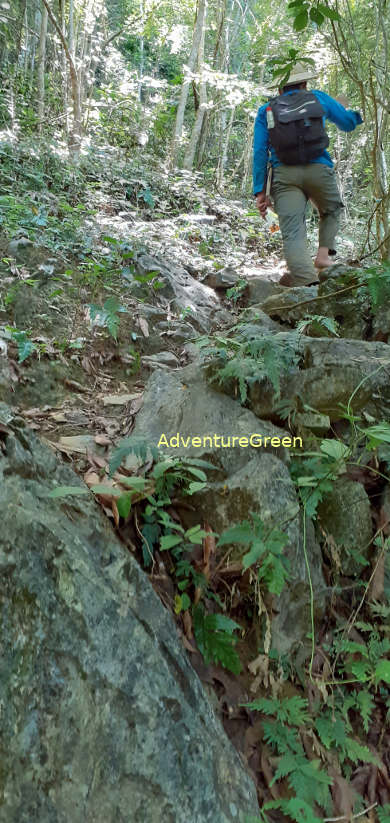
[95,434,111,446]
[57,435,103,455]
[83,470,101,487]
[64,378,88,393]
[103,393,141,406]
[138,317,150,337]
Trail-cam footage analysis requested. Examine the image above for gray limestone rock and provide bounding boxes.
[131,251,230,332]
[142,350,180,369]
[317,477,373,575]
[260,268,370,339]
[244,336,390,423]
[246,278,285,306]
[203,267,241,291]
[0,420,259,823]
[131,366,327,654]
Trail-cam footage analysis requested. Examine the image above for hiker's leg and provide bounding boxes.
[272,166,318,284]
[303,165,343,266]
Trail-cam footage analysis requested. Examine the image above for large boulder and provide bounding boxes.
[317,477,373,575]
[212,333,390,423]
[130,251,230,332]
[0,417,259,823]
[132,365,327,654]
[260,268,370,339]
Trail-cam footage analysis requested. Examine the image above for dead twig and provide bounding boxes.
[323,800,377,822]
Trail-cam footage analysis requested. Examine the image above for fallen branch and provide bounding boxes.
[265,280,360,314]
[323,800,377,821]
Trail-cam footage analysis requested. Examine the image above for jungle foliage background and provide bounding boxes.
[1,1,390,823]
[0,0,389,258]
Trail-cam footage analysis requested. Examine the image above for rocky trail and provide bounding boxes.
[1,178,390,822]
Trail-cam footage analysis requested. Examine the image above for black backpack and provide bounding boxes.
[266,90,329,165]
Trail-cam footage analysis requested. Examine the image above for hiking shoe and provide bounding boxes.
[278,273,319,287]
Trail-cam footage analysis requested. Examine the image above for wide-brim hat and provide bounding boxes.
[267,62,318,90]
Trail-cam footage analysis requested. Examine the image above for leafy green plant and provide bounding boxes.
[286,1,341,34]
[296,314,340,337]
[197,331,300,403]
[377,804,390,823]
[290,437,349,518]
[244,696,332,822]
[8,328,37,362]
[358,263,390,315]
[88,296,127,340]
[133,269,165,291]
[329,628,390,687]
[218,514,290,595]
[193,604,242,674]
[226,278,248,304]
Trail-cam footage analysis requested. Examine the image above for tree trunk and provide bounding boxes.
[59,0,69,135]
[29,7,41,90]
[41,0,82,158]
[36,2,48,132]
[168,0,207,169]
[216,106,235,189]
[183,0,208,170]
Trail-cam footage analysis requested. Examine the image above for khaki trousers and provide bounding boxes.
[271,164,344,284]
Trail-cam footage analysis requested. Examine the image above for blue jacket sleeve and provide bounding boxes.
[313,90,363,132]
[253,104,269,195]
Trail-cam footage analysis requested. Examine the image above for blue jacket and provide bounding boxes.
[253,89,363,195]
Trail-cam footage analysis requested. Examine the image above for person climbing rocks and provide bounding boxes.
[253,62,363,287]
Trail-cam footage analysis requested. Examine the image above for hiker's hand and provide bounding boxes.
[255,192,272,219]
[336,94,349,108]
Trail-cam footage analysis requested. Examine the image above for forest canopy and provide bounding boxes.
[0,0,388,258]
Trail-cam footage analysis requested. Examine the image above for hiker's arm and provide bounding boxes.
[253,105,269,195]
[314,89,363,132]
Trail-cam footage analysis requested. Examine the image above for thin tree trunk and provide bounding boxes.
[183,0,208,170]
[216,105,235,189]
[29,7,41,90]
[168,0,207,169]
[23,3,29,74]
[59,0,69,135]
[36,2,48,131]
[68,0,75,58]
[41,0,82,158]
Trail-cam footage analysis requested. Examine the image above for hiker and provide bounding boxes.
[253,63,363,287]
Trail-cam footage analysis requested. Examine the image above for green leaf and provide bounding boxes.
[242,539,266,570]
[160,534,183,551]
[320,439,349,461]
[375,659,390,684]
[185,525,209,544]
[184,466,207,481]
[116,492,132,519]
[344,737,379,765]
[309,7,325,24]
[174,592,191,614]
[354,690,374,733]
[193,605,242,674]
[377,804,390,823]
[205,613,241,634]
[12,331,36,363]
[245,696,309,725]
[293,10,309,30]
[187,481,207,494]
[120,476,147,490]
[152,459,177,480]
[317,3,342,20]
[90,484,122,497]
[217,521,254,547]
[48,485,89,498]
[363,422,390,449]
